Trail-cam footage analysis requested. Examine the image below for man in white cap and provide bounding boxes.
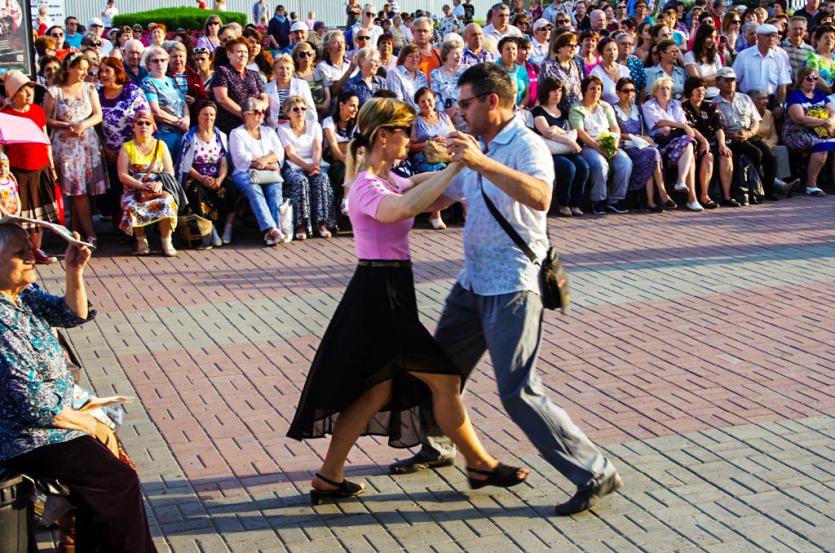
[731,23,791,117]
[530,19,552,64]
[87,17,113,56]
[281,21,309,54]
[714,66,779,202]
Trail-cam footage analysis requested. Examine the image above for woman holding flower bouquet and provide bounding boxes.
[569,76,633,215]
[782,67,834,197]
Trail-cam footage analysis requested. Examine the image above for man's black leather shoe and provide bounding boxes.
[554,472,623,516]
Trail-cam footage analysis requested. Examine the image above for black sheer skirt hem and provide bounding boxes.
[286,261,461,449]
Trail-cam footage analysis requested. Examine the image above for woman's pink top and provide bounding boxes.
[348,170,413,260]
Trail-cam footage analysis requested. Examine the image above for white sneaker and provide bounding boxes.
[674,182,688,193]
[222,222,233,244]
[340,198,349,215]
[430,216,447,230]
[211,226,223,247]
[686,200,704,212]
[805,186,826,196]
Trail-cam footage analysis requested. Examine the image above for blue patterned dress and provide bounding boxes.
[614,103,662,191]
[0,284,96,461]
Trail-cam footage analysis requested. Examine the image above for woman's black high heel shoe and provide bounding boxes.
[310,473,365,505]
[467,463,528,490]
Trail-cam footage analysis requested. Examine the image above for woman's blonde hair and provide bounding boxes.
[273,53,294,69]
[344,97,416,187]
[651,75,674,96]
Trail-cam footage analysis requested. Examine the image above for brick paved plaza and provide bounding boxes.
[37,196,835,552]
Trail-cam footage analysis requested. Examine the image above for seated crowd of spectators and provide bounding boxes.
[2,0,832,260]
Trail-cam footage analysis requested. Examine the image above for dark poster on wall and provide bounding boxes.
[0,0,35,77]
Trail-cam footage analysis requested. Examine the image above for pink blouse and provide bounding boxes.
[348,171,414,260]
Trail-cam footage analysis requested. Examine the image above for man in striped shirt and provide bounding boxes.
[781,16,814,77]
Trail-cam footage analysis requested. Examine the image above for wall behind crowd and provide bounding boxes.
[62,0,497,29]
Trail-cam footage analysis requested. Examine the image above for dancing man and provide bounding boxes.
[389,63,623,516]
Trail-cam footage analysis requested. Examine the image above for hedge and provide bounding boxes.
[112,8,246,31]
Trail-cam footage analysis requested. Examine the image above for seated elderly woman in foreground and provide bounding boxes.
[0,223,157,553]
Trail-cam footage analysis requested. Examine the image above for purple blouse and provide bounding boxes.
[210,65,265,133]
[98,82,150,152]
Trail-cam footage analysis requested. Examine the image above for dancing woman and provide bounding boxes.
[287,97,528,504]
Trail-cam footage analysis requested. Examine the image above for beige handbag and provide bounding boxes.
[423,139,451,164]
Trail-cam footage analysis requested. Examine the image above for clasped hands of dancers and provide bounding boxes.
[287,63,623,517]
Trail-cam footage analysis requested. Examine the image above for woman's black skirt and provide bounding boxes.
[286,260,461,448]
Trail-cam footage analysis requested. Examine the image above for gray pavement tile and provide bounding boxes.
[41,205,835,552]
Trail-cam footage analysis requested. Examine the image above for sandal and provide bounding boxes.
[310,473,365,505]
[467,462,528,490]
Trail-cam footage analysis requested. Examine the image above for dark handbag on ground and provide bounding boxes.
[479,180,570,314]
[159,172,189,213]
[733,153,764,204]
[177,213,213,249]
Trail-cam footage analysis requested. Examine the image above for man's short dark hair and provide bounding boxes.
[457,63,516,108]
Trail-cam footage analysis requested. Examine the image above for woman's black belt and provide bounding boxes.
[357,259,412,268]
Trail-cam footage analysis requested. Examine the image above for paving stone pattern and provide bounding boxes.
[38,197,835,552]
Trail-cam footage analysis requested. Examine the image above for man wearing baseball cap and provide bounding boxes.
[85,18,113,56]
[530,19,553,64]
[715,65,780,202]
[280,20,309,54]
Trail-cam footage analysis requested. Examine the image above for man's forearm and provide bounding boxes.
[477,155,552,211]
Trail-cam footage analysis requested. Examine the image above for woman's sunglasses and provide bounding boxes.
[290,106,308,113]
[296,51,315,58]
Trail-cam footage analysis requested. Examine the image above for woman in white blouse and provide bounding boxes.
[229,98,288,246]
[316,30,355,99]
[683,25,724,98]
[266,54,316,127]
[642,76,702,211]
[568,76,633,215]
[323,91,359,217]
[276,95,335,240]
[590,38,631,105]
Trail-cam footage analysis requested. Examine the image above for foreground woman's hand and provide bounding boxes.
[65,232,92,271]
[54,407,98,435]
